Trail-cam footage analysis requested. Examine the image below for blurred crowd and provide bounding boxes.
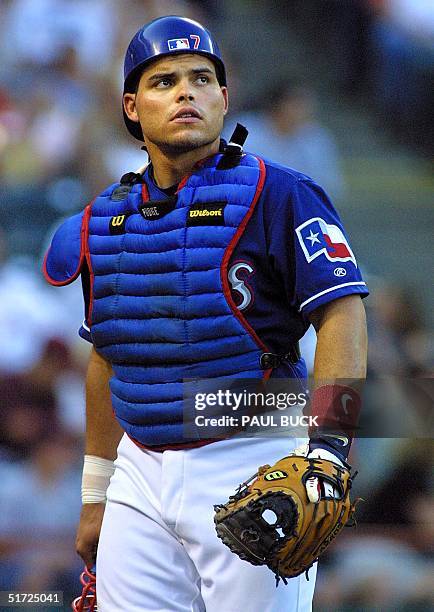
[0,1,432,610]
[275,0,434,157]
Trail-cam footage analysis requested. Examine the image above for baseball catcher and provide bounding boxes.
[43,14,368,612]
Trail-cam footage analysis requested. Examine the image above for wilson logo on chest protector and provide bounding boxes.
[187,202,226,226]
[109,213,131,234]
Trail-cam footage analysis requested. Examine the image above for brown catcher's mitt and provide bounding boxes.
[214,455,356,583]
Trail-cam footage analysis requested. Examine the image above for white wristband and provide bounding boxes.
[81,455,115,504]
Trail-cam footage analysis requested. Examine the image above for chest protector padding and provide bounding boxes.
[87,153,266,446]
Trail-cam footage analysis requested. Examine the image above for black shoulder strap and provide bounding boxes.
[217,123,248,170]
[111,172,145,201]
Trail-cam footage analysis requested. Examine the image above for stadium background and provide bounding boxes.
[0,1,432,610]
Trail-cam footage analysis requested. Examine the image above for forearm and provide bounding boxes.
[85,346,123,460]
[312,294,367,381]
[308,295,368,460]
[76,347,123,565]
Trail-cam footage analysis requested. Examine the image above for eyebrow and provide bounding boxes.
[147,67,214,82]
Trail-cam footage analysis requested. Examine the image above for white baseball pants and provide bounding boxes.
[96,434,316,611]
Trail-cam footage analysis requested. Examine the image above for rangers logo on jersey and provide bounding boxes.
[228,262,254,311]
[295,217,357,266]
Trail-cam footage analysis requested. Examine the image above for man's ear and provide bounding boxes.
[123,93,139,123]
[221,86,229,116]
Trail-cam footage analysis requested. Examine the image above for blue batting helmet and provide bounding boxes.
[122,15,226,141]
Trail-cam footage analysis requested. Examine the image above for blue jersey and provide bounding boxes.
[79,159,367,351]
[222,159,368,351]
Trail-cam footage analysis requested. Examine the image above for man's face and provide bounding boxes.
[123,54,228,155]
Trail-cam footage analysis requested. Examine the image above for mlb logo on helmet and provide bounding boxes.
[167,35,201,51]
[168,38,190,50]
[296,217,357,266]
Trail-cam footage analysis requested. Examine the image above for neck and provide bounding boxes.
[146,138,221,189]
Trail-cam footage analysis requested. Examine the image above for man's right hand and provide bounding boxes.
[76,503,106,568]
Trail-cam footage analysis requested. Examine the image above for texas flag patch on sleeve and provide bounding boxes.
[295,217,357,266]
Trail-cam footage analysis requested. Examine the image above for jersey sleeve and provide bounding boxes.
[291,179,368,316]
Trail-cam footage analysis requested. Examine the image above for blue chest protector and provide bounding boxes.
[45,153,271,447]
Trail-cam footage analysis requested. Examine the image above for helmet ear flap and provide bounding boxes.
[122,15,226,141]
